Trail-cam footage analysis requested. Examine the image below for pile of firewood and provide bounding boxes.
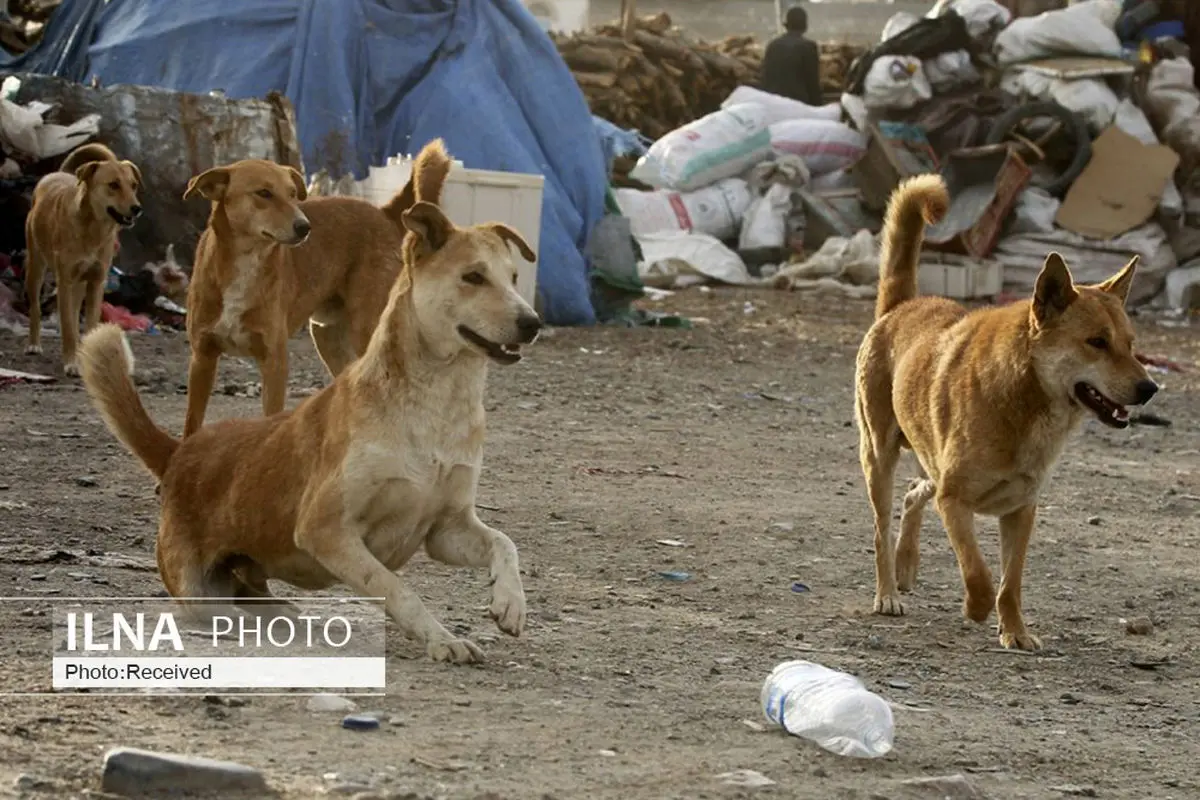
[551,13,757,141]
[552,14,867,141]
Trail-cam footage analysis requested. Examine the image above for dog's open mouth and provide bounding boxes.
[458,325,522,365]
[107,208,136,227]
[1074,382,1129,429]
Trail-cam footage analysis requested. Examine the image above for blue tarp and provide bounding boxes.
[1,0,606,325]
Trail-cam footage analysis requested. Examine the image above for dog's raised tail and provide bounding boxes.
[58,142,118,175]
[876,173,950,319]
[381,138,453,229]
[78,325,178,480]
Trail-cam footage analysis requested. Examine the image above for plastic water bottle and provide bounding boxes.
[760,660,894,758]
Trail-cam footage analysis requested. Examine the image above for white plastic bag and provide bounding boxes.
[935,0,1012,41]
[721,86,842,126]
[636,230,752,288]
[768,119,867,175]
[863,57,932,111]
[739,183,793,251]
[613,178,752,240]
[1144,58,1200,166]
[925,51,981,92]
[1000,70,1118,133]
[630,103,772,192]
[1008,187,1061,235]
[881,12,920,41]
[993,1,1122,65]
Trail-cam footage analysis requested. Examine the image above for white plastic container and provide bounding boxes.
[357,158,545,307]
[761,660,894,758]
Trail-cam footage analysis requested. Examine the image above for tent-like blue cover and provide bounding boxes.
[1,0,606,325]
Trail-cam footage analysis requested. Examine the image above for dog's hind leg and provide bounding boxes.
[896,476,935,592]
[857,401,904,615]
[425,511,526,638]
[23,236,45,355]
[934,489,995,624]
[309,320,357,378]
[997,504,1040,650]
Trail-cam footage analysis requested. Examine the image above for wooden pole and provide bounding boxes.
[620,0,637,41]
[775,0,785,35]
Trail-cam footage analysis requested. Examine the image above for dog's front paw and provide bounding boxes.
[490,581,526,637]
[999,628,1042,651]
[874,592,905,616]
[63,361,80,377]
[427,636,484,665]
[24,343,41,355]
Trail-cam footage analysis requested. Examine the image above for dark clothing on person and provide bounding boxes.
[760,31,823,107]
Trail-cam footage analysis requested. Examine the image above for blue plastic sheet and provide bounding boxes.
[1,0,606,324]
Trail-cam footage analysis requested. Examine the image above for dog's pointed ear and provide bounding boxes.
[286,166,308,201]
[121,160,142,189]
[1095,255,1138,305]
[1032,252,1078,324]
[183,167,230,202]
[484,223,536,263]
[402,201,454,253]
[75,162,101,184]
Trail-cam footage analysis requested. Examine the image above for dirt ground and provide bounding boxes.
[0,287,1197,799]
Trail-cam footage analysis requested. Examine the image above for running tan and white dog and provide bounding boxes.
[181,149,440,436]
[855,174,1159,650]
[24,143,142,374]
[78,140,542,663]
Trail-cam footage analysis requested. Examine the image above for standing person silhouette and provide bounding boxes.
[760,5,823,107]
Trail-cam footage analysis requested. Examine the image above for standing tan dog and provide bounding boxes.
[24,143,142,374]
[78,140,543,663]
[855,174,1159,650]
[181,151,445,436]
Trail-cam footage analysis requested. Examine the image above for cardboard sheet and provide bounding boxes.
[1056,126,1179,239]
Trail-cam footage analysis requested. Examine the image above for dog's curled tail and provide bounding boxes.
[59,143,118,175]
[381,138,454,230]
[78,325,179,480]
[875,173,950,320]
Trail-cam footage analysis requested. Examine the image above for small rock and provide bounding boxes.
[1060,692,1083,706]
[75,475,99,487]
[597,749,617,757]
[899,774,986,799]
[716,769,775,788]
[656,570,691,581]
[1052,785,1098,798]
[1124,616,1154,636]
[887,679,913,690]
[342,714,381,731]
[1086,516,1101,526]
[769,521,795,533]
[325,783,373,795]
[812,767,828,778]
[741,719,766,732]
[307,693,358,713]
[452,698,472,707]
[14,774,56,792]
[101,747,267,796]
[866,634,885,650]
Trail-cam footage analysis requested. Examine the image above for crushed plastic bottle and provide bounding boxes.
[760,660,894,758]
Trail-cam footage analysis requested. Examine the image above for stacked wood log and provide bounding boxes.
[553,15,867,141]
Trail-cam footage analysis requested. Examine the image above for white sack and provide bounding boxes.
[1000,70,1118,133]
[863,57,933,111]
[630,103,772,192]
[768,119,867,175]
[613,178,753,240]
[637,231,752,289]
[721,86,842,126]
[738,183,792,251]
[993,0,1122,65]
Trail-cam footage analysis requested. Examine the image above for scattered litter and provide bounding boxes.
[1130,412,1171,427]
[657,570,691,582]
[1122,617,1154,636]
[716,769,776,788]
[1136,354,1187,373]
[0,367,55,389]
[341,714,381,731]
[656,539,687,548]
[306,693,358,713]
[790,582,811,594]
[887,678,913,690]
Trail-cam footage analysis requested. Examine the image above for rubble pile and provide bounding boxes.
[552,14,866,140]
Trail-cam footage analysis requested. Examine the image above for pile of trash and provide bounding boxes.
[552,14,867,141]
[0,0,59,54]
[0,75,189,339]
[593,0,1200,312]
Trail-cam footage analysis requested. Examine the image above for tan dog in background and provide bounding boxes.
[24,143,142,374]
[855,174,1159,650]
[181,153,442,436]
[78,139,543,663]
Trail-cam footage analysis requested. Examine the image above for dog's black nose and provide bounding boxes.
[131,205,142,217]
[1135,379,1159,405]
[293,219,311,238]
[516,313,542,339]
